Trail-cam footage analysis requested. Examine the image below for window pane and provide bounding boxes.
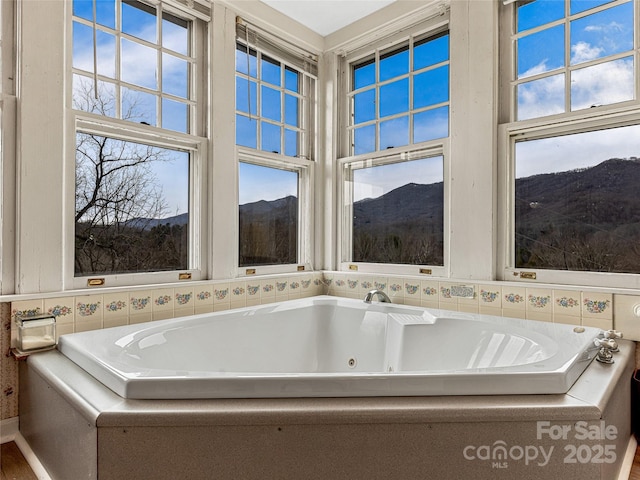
[285,129,298,157]
[517,73,565,120]
[350,156,443,265]
[73,22,94,72]
[239,163,298,266]
[414,106,449,143]
[571,0,616,15]
[73,75,117,117]
[122,87,157,125]
[73,0,116,29]
[380,78,409,117]
[162,53,188,98]
[571,57,634,111]
[261,86,281,122]
[570,3,633,66]
[162,98,188,133]
[236,44,258,77]
[285,67,299,92]
[236,114,257,149]
[285,94,299,127]
[353,89,376,124]
[353,60,375,90]
[518,25,564,79]
[413,65,449,109]
[414,34,449,71]
[380,116,408,150]
[517,0,564,33]
[261,122,281,153]
[515,124,640,273]
[73,25,116,79]
[354,125,376,155]
[163,12,188,56]
[122,0,156,43]
[121,38,157,90]
[75,134,189,275]
[236,77,257,115]
[97,31,116,78]
[380,46,409,82]
[262,55,282,86]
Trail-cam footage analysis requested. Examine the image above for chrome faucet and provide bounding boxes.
[364,289,391,304]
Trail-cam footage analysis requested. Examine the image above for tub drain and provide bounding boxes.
[347,357,357,368]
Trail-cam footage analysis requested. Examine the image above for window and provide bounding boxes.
[339,21,450,274]
[235,45,308,157]
[72,0,196,132]
[75,134,190,275]
[238,162,298,266]
[514,0,634,121]
[348,30,449,155]
[71,0,208,285]
[502,0,640,286]
[345,153,444,266]
[514,123,640,274]
[235,23,316,272]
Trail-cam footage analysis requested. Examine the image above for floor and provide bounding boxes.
[2,440,640,479]
[631,444,640,480]
[0,443,36,480]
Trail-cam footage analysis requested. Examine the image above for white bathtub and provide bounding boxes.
[57,295,601,399]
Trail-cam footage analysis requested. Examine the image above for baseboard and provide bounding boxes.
[13,431,52,480]
[0,417,18,443]
[618,434,637,480]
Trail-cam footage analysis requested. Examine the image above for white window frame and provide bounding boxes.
[66,0,210,289]
[234,27,317,276]
[336,11,451,277]
[338,143,450,277]
[498,0,640,289]
[236,148,314,276]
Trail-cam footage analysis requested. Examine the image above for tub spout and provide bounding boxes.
[364,289,391,304]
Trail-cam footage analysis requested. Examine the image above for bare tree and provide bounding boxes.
[74,78,186,275]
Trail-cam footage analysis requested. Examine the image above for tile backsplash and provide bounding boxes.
[323,271,633,336]
[9,273,324,346]
[3,270,640,422]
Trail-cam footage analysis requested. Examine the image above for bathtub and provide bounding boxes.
[57,295,601,399]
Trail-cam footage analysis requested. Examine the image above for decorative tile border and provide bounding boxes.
[582,294,612,318]
[479,288,500,305]
[130,295,152,312]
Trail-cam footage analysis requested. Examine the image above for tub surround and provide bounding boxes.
[4,270,640,421]
[19,338,634,479]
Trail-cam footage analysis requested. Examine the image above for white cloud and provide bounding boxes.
[584,21,624,33]
[517,73,565,121]
[570,41,604,64]
[521,60,552,78]
[571,56,633,110]
[516,124,640,179]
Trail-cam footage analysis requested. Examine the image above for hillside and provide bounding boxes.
[515,157,640,272]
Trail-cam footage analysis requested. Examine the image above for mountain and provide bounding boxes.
[239,195,298,265]
[123,212,189,230]
[239,195,297,225]
[514,157,640,272]
[353,182,443,230]
[516,158,640,228]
